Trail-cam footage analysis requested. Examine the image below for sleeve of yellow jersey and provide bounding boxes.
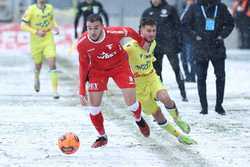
[21,6,37,34]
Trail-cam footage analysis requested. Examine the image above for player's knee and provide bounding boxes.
[165,100,176,109]
[89,106,101,116]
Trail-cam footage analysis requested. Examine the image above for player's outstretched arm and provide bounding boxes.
[121,27,145,47]
[107,27,144,46]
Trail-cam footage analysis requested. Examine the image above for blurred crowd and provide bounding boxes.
[231,0,250,49]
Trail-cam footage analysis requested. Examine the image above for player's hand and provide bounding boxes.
[54,27,60,35]
[36,30,46,37]
[80,95,88,106]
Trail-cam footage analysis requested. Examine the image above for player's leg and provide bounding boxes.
[121,88,150,137]
[47,57,59,99]
[44,43,59,99]
[88,70,108,148]
[157,89,191,134]
[34,63,42,92]
[112,63,150,137]
[149,73,190,133]
[31,47,43,92]
[152,108,196,145]
[88,91,108,148]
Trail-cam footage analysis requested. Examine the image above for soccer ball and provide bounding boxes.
[58,132,80,154]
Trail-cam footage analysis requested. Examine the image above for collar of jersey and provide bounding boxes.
[36,4,47,12]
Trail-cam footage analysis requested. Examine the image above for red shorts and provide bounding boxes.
[88,62,135,92]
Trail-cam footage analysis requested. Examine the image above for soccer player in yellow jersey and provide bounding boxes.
[124,18,196,145]
[21,0,59,99]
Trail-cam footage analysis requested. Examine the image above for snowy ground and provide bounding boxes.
[0,51,250,167]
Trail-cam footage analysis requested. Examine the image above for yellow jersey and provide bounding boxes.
[124,40,156,77]
[21,4,57,44]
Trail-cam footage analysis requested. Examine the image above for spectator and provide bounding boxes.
[141,0,188,101]
[182,0,234,115]
[74,0,109,39]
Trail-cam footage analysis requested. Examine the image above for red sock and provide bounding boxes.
[133,102,142,121]
[90,112,105,136]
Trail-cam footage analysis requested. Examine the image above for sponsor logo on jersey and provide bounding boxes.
[135,61,151,71]
[97,51,117,59]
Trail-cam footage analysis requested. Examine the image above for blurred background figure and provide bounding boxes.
[141,0,188,102]
[180,0,196,83]
[74,0,109,39]
[20,0,60,99]
[231,0,250,49]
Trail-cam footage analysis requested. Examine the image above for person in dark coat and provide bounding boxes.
[141,0,188,101]
[74,0,109,39]
[182,0,234,115]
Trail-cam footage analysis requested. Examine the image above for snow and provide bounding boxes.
[0,50,250,167]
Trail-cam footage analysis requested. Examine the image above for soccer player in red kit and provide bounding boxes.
[77,14,150,148]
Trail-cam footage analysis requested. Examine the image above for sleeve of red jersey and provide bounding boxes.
[110,26,145,47]
[77,43,90,96]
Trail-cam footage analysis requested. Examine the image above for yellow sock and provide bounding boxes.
[49,70,58,93]
[168,108,180,122]
[159,121,181,137]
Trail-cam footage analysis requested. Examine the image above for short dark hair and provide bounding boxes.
[86,14,103,24]
[140,18,156,29]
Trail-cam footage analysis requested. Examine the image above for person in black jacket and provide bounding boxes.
[182,0,234,115]
[141,0,188,102]
[74,0,109,39]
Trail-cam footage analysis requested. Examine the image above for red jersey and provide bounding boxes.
[77,26,144,95]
